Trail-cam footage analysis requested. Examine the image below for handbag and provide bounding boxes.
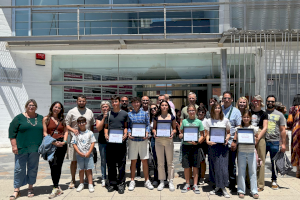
[272,150,293,176]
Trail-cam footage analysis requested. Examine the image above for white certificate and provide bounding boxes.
[157,122,171,137]
[132,123,146,137]
[183,126,199,142]
[210,127,226,143]
[108,129,123,143]
[237,128,255,145]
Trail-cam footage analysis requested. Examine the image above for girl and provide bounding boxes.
[153,100,177,191]
[206,102,231,198]
[150,103,159,186]
[234,110,259,199]
[179,104,204,194]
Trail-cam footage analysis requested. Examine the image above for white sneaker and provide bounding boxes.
[76,183,84,192]
[128,180,136,191]
[88,184,94,193]
[101,180,106,187]
[152,181,159,187]
[169,180,175,192]
[145,180,154,190]
[222,188,230,198]
[157,181,165,191]
[199,178,205,185]
[209,187,219,195]
[272,181,279,190]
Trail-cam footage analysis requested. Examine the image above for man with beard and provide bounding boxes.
[120,96,129,112]
[265,95,286,190]
[65,95,95,189]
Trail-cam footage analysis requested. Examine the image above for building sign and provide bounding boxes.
[36,53,45,66]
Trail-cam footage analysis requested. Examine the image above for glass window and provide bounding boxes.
[139,12,164,34]
[166,11,192,33]
[59,0,84,5]
[32,13,58,35]
[113,0,138,4]
[33,0,58,5]
[84,12,111,35]
[15,0,30,5]
[85,0,109,3]
[58,13,84,35]
[16,10,29,36]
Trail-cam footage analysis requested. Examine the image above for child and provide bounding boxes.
[234,110,259,199]
[71,116,96,193]
[179,104,204,194]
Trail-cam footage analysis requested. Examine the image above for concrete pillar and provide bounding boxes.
[221,49,228,94]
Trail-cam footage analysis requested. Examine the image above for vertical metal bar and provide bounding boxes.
[221,49,228,94]
[229,34,233,90]
[234,34,236,102]
[137,12,140,35]
[297,32,299,94]
[243,34,246,97]
[244,34,248,97]
[164,5,166,39]
[264,33,267,98]
[269,34,272,94]
[283,32,287,104]
[238,34,241,100]
[288,33,292,107]
[250,35,253,99]
[274,34,277,98]
[77,7,80,40]
[29,8,32,36]
[191,10,193,34]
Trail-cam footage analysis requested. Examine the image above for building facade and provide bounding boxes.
[0,0,299,148]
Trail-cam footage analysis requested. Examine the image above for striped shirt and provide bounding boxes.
[128,109,150,141]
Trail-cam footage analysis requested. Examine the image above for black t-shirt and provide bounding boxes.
[251,110,268,129]
[104,110,129,130]
[96,114,106,144]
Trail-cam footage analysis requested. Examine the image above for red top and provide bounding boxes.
[47,118,64,139]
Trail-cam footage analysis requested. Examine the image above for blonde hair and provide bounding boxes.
[25,99,38,109]
[236,97,249,110]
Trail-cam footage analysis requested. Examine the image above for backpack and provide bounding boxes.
[272,151,293,176]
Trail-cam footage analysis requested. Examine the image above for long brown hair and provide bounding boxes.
[210,102,224,120]
[45,101,65,126]
[241,109,252,127]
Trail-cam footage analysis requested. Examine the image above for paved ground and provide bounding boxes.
[1,132,299,200]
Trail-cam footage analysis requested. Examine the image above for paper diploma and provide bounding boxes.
[183,127,199,142]
[210,127,226,143]
[157,122,171,137]
[238,128,255,144]
[132,123,146,137]
[108,129,123,143]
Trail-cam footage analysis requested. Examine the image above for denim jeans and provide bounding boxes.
[237,151,258,194]
[229,149,237,188]
[14,152,40,188]
[266,141,280,181]
[98,143,107,180]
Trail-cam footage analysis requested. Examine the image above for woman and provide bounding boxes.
[96,101,111,187]
[206,102,231,198]
[250,95,268,191]
[287,94,300,178]
[153,100,177,191]
[150,103,159,186]
[43,101,68,199]
[197,106,208,185]
[206,97,217,118]
[236,97,249,115]
[9,99,44,199]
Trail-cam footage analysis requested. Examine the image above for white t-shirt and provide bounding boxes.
[71,130,96,154]
[235,125,258,152]
[200,118,208,130]
[206,118,231,131]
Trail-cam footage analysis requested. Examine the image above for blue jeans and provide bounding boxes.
[98,143,107,179]
[14,152,39,188]
[229,149,237,188]
[237,151,258,194]
[266,141,279,181]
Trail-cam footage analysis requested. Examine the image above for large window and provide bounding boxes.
[14,0,219,36]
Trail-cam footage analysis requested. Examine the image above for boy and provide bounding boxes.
[71,116,96,193]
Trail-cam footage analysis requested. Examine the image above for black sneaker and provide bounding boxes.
[118,183,125,194]
[107,185,115,192]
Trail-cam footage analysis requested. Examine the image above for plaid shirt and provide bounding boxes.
[128,109,150,141]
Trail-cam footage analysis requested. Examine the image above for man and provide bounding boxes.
[164,94,175,110]
[65,95,95,189]
[265,95,286,190]
[120,96,129,112]
[222,91,241,192]
[104,95,128,194]
[180,92,199,121]
[127,97,154,191]
[141,96,150,113]
[158,94,176,117]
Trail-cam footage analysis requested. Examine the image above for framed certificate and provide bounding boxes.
[183,126,199,142]
[209,127,226,143]
[132,123,146,137]
[237,128,255,145]
[156,122,171,137]
[108,128,123,143]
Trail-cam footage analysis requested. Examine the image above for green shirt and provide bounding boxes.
[180,118,204,145]
[9,113,44,154]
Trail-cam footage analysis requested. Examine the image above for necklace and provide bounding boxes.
[161,114,168,119]
[26,113,37,126]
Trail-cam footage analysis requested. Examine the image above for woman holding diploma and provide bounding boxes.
[206,103,231,198]
[234,110,259,199]
[179,104,204,194]
[153,100,177,191]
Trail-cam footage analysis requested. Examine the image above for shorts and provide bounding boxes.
[128,139,149,160]
[67,134,77,161]
[76,154,94,170]
[182,144,199,168]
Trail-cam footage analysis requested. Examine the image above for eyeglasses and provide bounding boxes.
[78,122,86,125]
[188,110,196,113]
[223,97,231,100]
[252,100,260,103]
[53,107,62,110]
[28,105,36,107]
[150,107,157,111]
[142,100,149,102]
[267,101,275,103]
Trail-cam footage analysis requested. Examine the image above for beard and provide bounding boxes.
[78,105,85,108]
[121,104,128,108]
[267,104,275,109]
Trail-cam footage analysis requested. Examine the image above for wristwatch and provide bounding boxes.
[233,139,237,143]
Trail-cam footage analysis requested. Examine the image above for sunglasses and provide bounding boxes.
[267,101,275,103]
[151,107,157,111]
[223,97,231,100]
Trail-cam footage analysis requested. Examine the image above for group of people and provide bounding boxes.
[8,91,300,200]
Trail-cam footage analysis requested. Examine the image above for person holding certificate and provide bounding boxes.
[206,102,231,198]
[153,100,177,192]
[127,97,154,191]
[179,104,204,194]
[233,110,259,199]
[104,95,129,194]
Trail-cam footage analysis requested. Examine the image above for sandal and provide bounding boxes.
[9,191,20,200]
[28,189,34,198]
[238,193,245,199]
[253,193,259,199]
